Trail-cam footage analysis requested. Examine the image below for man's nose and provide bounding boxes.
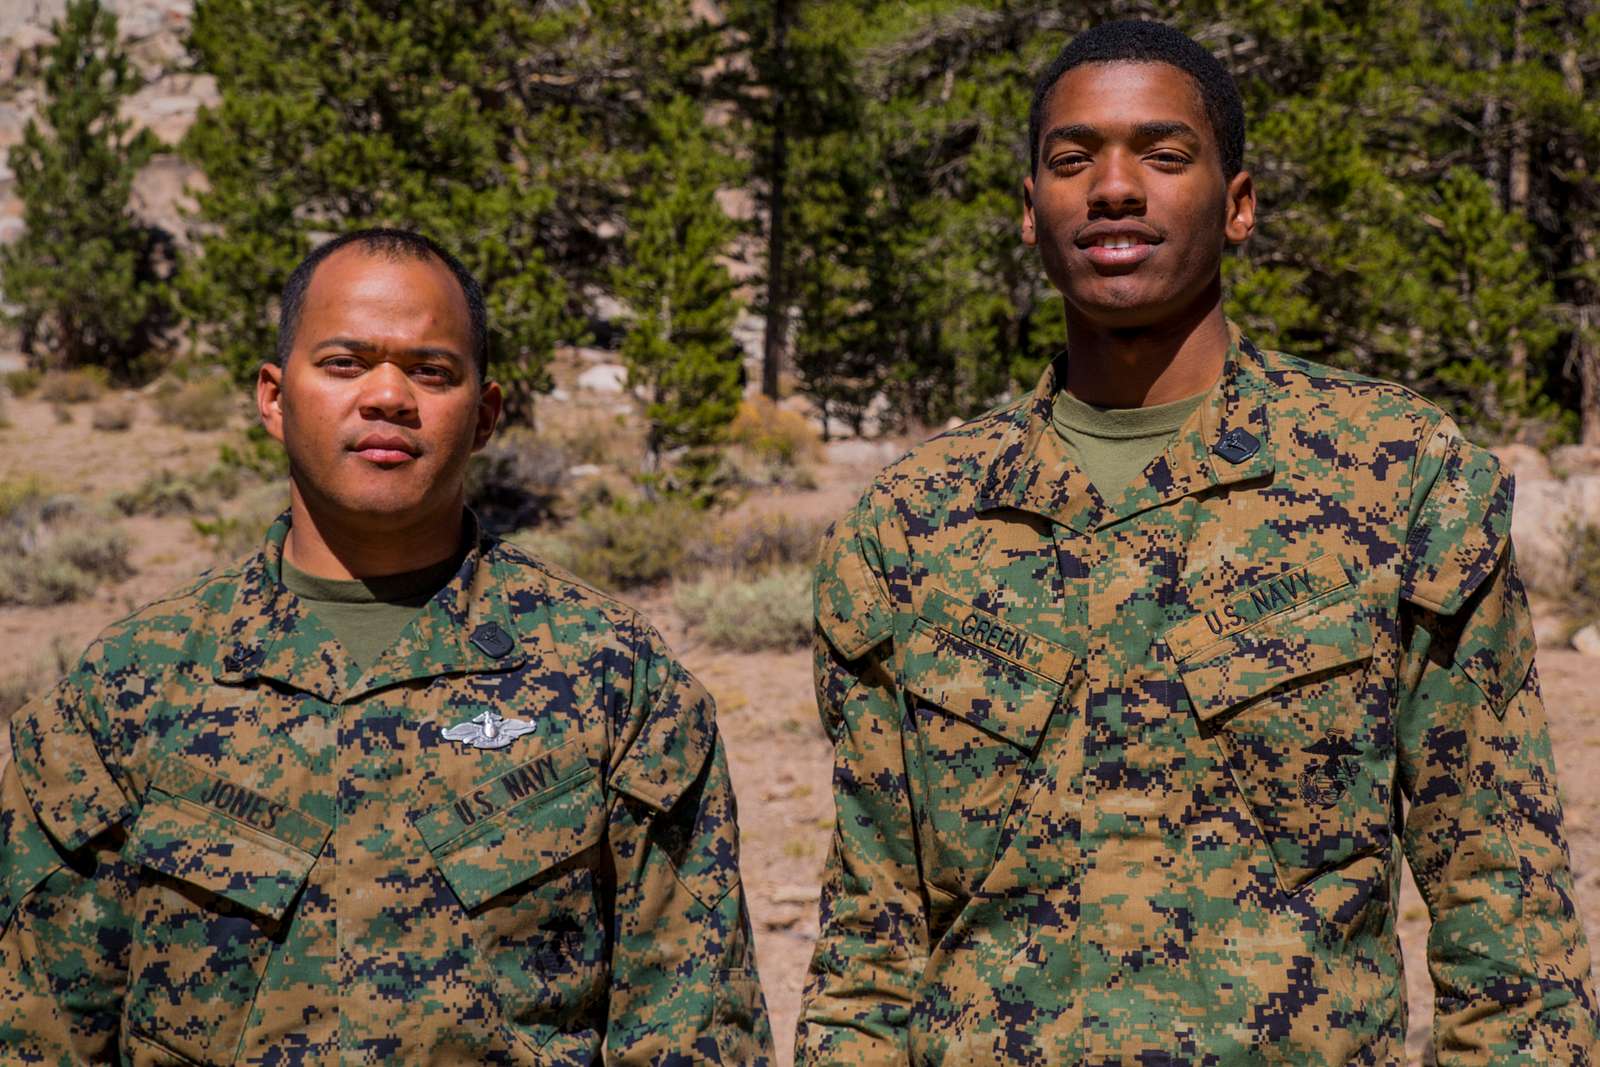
[357,360,418,419]
[1087,149,1145,215]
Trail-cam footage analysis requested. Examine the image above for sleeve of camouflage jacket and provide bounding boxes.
[1398,418,1600,1063]
[0,660,138,1065]
[794,501,929,1065]
[602,618,775,1064]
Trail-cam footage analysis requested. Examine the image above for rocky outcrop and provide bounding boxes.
[1512,476,1600,591]
[0,0,210,249]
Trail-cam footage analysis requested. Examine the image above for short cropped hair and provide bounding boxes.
[1028,20,1246,180]
[276,227,489,379]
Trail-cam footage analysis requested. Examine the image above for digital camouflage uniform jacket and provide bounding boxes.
[797,330,1598,1065]
[0,513,773,1065]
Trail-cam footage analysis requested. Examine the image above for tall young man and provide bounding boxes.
[798,20,1596,1064]
[0,229,773,1064]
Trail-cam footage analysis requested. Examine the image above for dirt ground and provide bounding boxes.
[3,388,1598,1065]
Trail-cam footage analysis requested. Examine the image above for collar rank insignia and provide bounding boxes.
[441,710,536,750]
[1212,427,1261,464]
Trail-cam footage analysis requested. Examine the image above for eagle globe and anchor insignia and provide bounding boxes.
[1300,732,1361,806]
[441,710,537,750]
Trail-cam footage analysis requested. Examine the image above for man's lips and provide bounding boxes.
[351,433,420,465]
[1075,223,1163,268]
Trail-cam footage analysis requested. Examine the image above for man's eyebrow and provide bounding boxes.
[1041,120,1201,150]
[310,337,465,363]
[1133,120,1201,143]
[1041,123,1101,149]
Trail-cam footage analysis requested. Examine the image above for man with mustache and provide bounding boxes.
[0,228,773,1064]
[797,20,1597,1064]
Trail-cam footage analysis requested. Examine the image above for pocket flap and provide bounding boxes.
[412,739,605,911]
[902,617,1063,749]
[126,761,329,922]
[10,687,133,853]
[1172,597,1374,723]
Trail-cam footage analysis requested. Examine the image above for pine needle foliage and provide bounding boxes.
[0,0,170,378]
[612,97,745,486]
[179,0,719,419]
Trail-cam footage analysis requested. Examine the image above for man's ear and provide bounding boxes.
[472,380,503,452]
[1021,173,1038,247]
[257,361,287,444]
[1224,169,1256,245]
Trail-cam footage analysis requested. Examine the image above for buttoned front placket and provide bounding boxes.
[208,517,558,1063]
[955,337,1283,1061]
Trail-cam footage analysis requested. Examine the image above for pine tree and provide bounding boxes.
[180,0,716,417]
[612,97,745,486]
[0,0,168,377]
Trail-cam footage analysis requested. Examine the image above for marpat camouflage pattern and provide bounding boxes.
[0,512,773,1065]
[797,327,1598,1065]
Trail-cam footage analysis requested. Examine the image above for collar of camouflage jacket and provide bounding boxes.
[211,509,532,703]
[975,322,1276,532]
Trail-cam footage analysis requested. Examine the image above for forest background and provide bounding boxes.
[4,0,1600,452]
[5,4,1600,1061]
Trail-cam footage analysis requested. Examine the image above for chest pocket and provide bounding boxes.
[122,759,330,1065]
[1169,577,1385,892]
[411,737,608,1039]
[901,590,1073,899]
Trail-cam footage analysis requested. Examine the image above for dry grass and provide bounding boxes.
[686,510,827,573]
[191,483,289,559]
[722,398,824,489]
[4,369,42,398]
[0,481,133,606]
[91,399,136,432]
[37,367,108,404]
[541,409,646,470]
[510,494,708,590]
[674,565,812,652]
[154,375,240,432]
[1559,519,1600,624]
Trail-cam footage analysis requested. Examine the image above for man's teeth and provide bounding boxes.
[1095,235,1141,248]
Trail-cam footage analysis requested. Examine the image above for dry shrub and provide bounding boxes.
[545,410,645,469]
[91,400,135,432]
[37,367,107,404]
[0,485,133,605]
[468,431,568,533]
[0,672,44,724]
[516,495,707,591]
[722,397,823,489]
[674,565,811,652]
[1559,519,1600,623]
[155,375,239,432]
[192,483,290,559]
[0,477,48,518]
[115,469,206,516]
[686,510,826,572]
[729,397,822,465]
[4,369,42,397]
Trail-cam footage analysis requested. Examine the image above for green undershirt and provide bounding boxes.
[281,549,464,674]
[1051,387,1208,505]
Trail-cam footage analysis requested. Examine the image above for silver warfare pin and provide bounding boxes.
[441,710,537,750]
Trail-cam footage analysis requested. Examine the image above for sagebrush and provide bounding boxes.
[674,565,811,652]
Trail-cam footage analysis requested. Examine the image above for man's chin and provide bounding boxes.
[314,486,449,526]
[1063,293,1169,331]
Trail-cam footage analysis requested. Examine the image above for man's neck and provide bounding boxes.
[1061,296,1230,409]
[281,488,465,580]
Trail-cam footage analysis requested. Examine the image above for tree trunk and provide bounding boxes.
[1561,38,1600,444]
[760,0,791,401]
[1506,0,1531,395]
[1579,307,1600,445]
